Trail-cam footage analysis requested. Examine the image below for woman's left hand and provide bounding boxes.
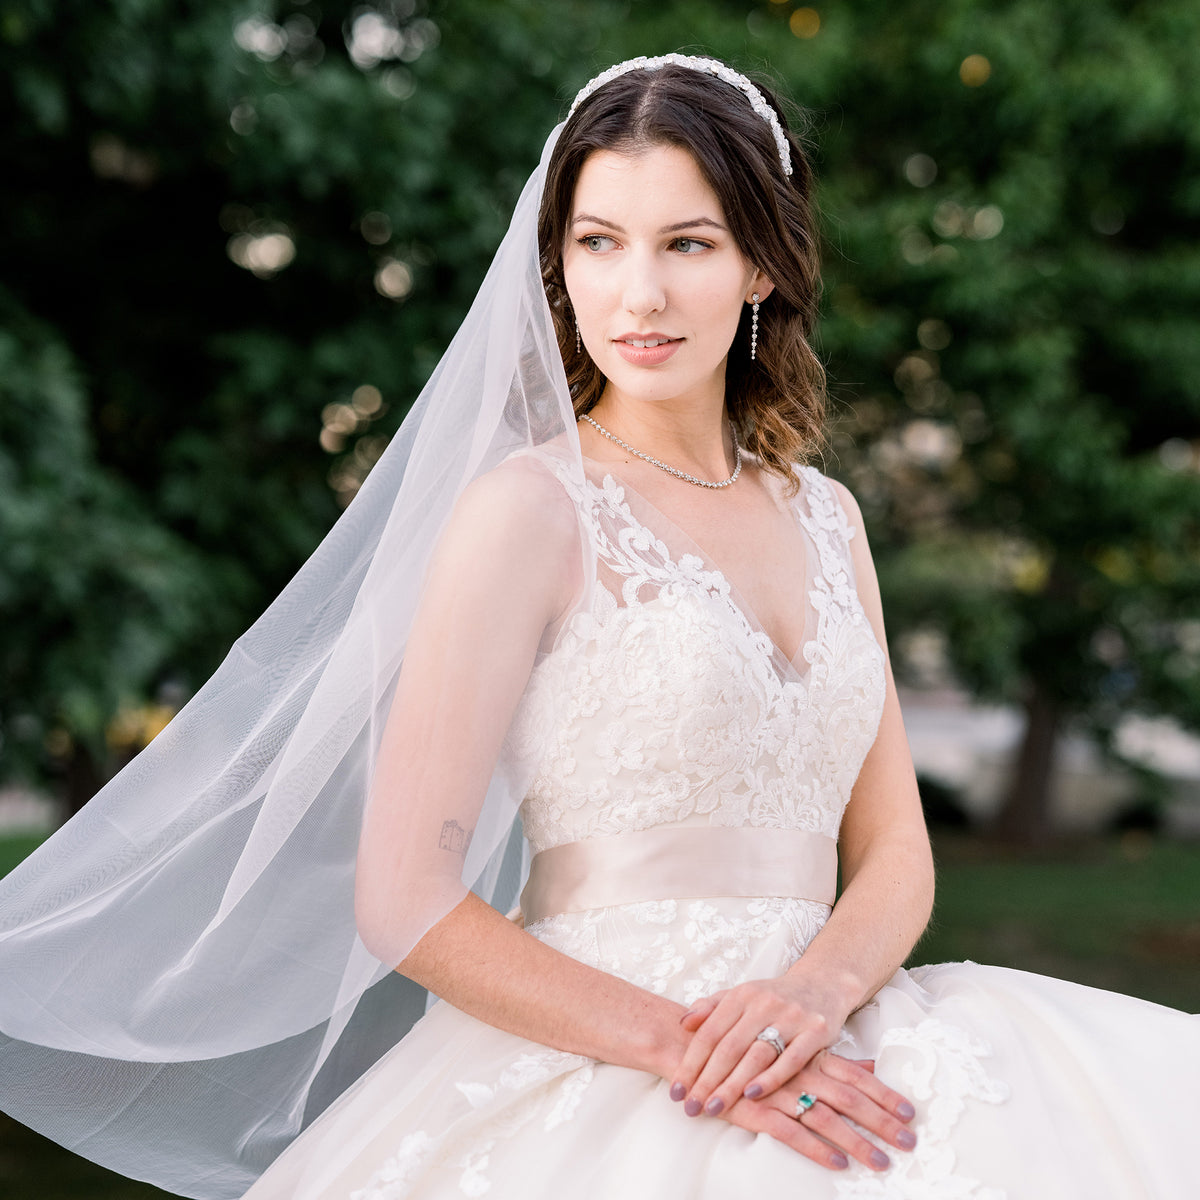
[669,975,856,1117]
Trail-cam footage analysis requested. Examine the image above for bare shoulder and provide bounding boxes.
[451,451,581,561]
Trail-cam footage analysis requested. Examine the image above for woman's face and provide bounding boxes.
[562,143,772,413]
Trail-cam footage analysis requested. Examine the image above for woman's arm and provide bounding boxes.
[357,458,696,1077]
[669,480,934,1121]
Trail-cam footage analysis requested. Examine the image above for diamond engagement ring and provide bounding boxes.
[794,1092,817,1119]
[754,1026,786,1057]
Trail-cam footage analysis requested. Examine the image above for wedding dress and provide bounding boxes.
[242,454,1200,1200]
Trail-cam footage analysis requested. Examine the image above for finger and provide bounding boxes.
[738,1104,852,1172]
[853,1058,876,1073]
[792,1073,914,1154]
[738,1024,830,1102]
[688,1023,784,1115]
[678,994,720,1033]
[819,1053,917,1126]
[796,1100,894,1172]
[670,1001,743,1105]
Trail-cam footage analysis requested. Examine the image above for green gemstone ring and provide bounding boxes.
[795,1092,818,1119]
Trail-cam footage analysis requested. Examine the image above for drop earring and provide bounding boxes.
[750,294,760,362]
[575,319,581,356]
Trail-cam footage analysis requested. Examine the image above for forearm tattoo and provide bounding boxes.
[439,819,472,855]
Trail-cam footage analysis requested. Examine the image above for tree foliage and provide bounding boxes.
[1,1,1197,835]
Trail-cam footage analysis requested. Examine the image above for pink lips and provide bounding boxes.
[612,333,682,367]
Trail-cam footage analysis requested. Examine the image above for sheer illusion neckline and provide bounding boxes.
[581,467,824,677]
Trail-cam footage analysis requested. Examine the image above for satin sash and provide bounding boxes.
[519,826,837,924]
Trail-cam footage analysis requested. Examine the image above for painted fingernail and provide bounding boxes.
[897,1101,916,1121]
[830,1153,849,1170]
[897,1129,917,1150]
[705,1097,725,1115]
[684,1098,702,1117]
[669,1082,686,1102]
[870,1149,890,1170]
[743,1082,763,1099]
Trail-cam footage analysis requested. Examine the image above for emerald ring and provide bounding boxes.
[795,1092,817,1119]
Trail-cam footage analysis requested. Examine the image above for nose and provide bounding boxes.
[621,248,666,317]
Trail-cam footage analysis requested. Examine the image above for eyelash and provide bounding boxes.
[574,235,713,254]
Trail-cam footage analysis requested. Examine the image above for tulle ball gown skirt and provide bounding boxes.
[242,895,1200,1200]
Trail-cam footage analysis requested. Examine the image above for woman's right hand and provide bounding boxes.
[713,1052,918,1174]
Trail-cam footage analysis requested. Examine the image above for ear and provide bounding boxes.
[745,269,775,304]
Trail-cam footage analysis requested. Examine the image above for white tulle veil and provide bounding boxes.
[0,120,588,1199]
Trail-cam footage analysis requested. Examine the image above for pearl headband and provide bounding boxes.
[568,54,794,178]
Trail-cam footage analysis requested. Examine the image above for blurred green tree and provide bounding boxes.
[1,0,1198,842]
[798,0,1200,841]
[0,0,609,809]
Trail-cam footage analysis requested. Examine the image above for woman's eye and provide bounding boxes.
[672,237,709,254]
[580,235,613,252]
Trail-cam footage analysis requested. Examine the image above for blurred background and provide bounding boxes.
[1,0,1198,1194]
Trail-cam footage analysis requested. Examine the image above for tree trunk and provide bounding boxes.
[62,742,103,821]
[991,682,1061,846]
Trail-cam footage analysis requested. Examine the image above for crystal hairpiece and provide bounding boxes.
[568,54,794,177]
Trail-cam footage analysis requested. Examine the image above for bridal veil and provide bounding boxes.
[0,122,590,1198]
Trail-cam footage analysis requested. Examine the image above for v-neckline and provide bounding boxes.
[583,468,825,678]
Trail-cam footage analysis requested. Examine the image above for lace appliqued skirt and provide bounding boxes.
[242,896,1199,1200]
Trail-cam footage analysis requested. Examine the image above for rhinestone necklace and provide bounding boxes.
[580,413,743,489]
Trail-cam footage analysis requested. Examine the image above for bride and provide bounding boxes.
[1,54,1197,1200]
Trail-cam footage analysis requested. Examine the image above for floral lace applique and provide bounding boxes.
[511,466,886,853]
[529,896,828,1006]
[450,1142,494,1198]
[833,1018,1011,1200]
[678,897,829,1006]
[351,1130,437,1200]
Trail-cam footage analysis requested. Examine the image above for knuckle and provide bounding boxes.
[802,1103,838,1137]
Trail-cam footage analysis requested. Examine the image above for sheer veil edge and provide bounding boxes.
[0,122,590,1200]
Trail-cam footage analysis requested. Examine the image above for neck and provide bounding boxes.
[586,389,735,480]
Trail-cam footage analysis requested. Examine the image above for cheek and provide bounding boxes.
[694,277,749,340]
[563,256,606,324]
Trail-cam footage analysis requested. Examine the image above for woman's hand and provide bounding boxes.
[714,1054,918,1173]
[670,974,856,1115]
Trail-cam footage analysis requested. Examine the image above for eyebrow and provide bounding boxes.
[571,214,728,235]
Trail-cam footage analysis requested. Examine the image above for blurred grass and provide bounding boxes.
[2,829,1198,1197]
[914,829,1200,1011]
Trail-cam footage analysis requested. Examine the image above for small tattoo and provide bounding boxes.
[439,819,472,854]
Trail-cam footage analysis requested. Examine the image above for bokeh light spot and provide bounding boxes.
[234,17,286,61]
[230,102,257,135]
[360,212,392,245]
[352,384,385,415]
[1158,438,1196,472]
[932,200,965,238]
[227,227,296,277]
[917,318,952,350]
[320,428,346,453]
[790,7,821,38]
[375,258,413,300]
[322,402,360,435]
[904,153,937,187]
[900,227,933,265]
[970,205,1004,239]
[383,67,417,100]
[960,54,991,86]
[90,134,157,186]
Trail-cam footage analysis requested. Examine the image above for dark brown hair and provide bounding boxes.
[538,60,825,487]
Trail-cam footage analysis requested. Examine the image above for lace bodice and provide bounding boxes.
[511,465,886,854]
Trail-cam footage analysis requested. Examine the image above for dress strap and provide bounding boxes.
[520,826,838,924]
